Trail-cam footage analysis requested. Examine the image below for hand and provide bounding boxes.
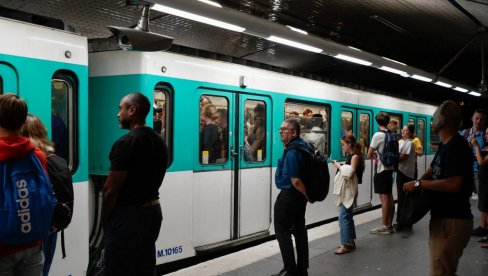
[403,181,416,193]
[332,160,341,169]
[471,136,479,148]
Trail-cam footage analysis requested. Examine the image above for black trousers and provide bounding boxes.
[396,170,413,226]
[274,189,308,274]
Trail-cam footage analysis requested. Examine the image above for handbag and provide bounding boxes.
[400,189,431,226]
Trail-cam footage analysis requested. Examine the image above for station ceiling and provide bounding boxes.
[1,0,488,108]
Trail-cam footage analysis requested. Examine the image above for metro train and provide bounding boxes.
[0,16,439,275]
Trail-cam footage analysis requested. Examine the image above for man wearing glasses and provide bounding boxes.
[272,119,312,276]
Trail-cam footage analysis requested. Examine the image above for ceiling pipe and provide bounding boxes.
[148,0,480,95]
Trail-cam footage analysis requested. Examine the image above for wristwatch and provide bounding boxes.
[414,180,421,188]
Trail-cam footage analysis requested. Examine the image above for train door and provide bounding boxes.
[193,90,272,248]
[408,116,427,177]
[340,108,373,208]
[0,63,18,94]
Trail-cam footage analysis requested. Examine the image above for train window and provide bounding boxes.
[244,100,266,162]
[388,114,402,139]
[341,111,353,158]
[359,113,370,156]
[417,119,425,152]
[285,101,330,156]
[430,118,440,152]
[153,84,173,163]
[200,95,229,165]
[408,118,414,125]
[52,73,78,172]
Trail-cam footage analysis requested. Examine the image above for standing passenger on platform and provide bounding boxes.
[404,100,473,276]
[332,134,364,254]
[471,128,488,248]
[395,124,416,231]
[272,119,311,276]
[368,112,395,235]
[102,92,168,276]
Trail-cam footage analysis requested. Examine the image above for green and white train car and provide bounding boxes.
[1,15,439,275]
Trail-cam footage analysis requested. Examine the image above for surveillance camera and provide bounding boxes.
[107,26,173,52]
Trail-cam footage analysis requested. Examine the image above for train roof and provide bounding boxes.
[0,0,487,106]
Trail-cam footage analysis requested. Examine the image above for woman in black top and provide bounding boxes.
[472,129,488,248]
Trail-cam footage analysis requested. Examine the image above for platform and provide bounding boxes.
[167,201,488,276]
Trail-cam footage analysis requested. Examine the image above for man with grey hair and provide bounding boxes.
[404,100,473,276]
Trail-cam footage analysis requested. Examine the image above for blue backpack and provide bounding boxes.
[379,130,399,169]
[0,151,57,244]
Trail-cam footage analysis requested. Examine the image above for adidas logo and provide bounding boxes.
[15,179,32,233]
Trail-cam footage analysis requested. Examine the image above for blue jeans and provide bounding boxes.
[42,232,57,276]
[104,204,162,276]
[338,203,356,245]
[0,246,44,276]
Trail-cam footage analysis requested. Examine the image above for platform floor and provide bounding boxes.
[168,201,488,276]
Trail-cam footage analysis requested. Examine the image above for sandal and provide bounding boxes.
[346,242,356,250]
[478,236,488,243]
[481,243,488,249]
[334,245,351,255]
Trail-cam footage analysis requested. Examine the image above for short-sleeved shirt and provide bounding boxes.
[370,130,394,173]
[398,139,416,178]
[275,138,311,190]
[460,128,485,172]
[412,137,422,153]
[110,126,168,207]
[429,134,473,220]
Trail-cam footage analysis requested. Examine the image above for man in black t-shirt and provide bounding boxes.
[102,92,168,276]
[404,100,473,276]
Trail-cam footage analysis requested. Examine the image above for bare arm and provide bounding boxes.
[471,136,488,165]
[102,170,128,226]
[367,147,376,160]
[405,175,463,193]
[291,177,310,202]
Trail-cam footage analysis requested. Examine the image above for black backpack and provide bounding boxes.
[379,130,399,170]
[285,144,330,203]
[47,154,74,258]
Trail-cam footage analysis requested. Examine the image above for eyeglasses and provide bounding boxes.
[279,127,294,132]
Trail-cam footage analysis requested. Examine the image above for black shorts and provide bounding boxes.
[374,170,394,194]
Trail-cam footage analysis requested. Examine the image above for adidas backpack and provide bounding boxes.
[0,151,57,244]
[379,130,399,169]
[285,144,330,203]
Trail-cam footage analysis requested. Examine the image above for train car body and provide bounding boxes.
[1,15,440,275]
[0,17,89,276]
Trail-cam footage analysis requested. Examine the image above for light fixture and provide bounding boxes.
[267,36,322,53]
[197,0,222,8]
[453,87,468,93]
[348,46,362,51]
[286,25,308,35]
[434,81,452,88]
[152,4,245,32]
[379,66,409,77]
[335,54,372,66]
[411,74,432,82]
[381,56,406,66]
[469,91,482,96]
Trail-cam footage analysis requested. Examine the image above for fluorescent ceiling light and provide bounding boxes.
[434,81,452,88]
[379,66,409,77]
[152,4,245,32]
[335,54,372,66]
[381,56,406,66]
[348,46,362,51]
[267,36,322,53]
[469,91,482,96]
[197,0,222,8]
[453,87,468,93]
[411,74,432,82]
[286,25,308,35]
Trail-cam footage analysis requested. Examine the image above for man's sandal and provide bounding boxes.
[334,245,351,255]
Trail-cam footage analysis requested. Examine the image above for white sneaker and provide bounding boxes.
[472,194,479,200]
[370,225,393,235]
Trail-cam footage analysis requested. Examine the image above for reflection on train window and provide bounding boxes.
[200,95,229,165]
[153,84,173,163]
[417,119,425,152]
[52,73,78,171]
[341,111,353,158]
[388,114,402,139]
[244,100,266,162]
[359,113,370,156]
[285,101,330,156]
[430,118,440,152]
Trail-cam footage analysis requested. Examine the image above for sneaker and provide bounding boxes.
[271,269,292,276]
[472,226,488,237]
[471,194,479,200]
[370,225,394,235]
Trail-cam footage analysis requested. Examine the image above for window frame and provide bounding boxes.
[153,83,174,165]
